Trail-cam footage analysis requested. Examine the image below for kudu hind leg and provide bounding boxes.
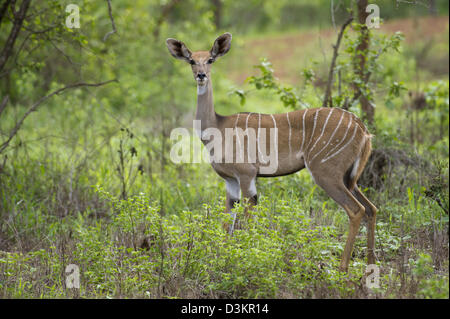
[313,174,365,272]
[352,186,377,265]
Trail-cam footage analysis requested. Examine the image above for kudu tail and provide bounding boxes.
[344,133,373,192]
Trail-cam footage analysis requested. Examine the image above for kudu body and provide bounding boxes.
[166,33,377,272]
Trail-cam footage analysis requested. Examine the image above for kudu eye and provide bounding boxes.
[207,58,214,64]
[189,59,196,65]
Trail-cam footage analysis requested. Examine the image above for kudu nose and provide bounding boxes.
[197,73,206,80]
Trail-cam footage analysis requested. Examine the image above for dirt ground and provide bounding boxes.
[228,16,449,85]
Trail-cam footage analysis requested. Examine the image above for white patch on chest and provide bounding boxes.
[248,178,257,197]
[226,178,241,200]
[197,84,207,95]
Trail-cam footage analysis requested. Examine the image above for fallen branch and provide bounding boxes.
[0,79,118,154]
[322,16,353,108]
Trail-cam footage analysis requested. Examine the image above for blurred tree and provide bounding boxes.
[354,0,374,126]
[0,0,31,75]
[429,0,437,15]
[212,0,222,29]
[0,0,117,155]
[153,0,182,40]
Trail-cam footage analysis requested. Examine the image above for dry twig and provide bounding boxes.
[322,15,353,108]
[0,79,118,154]
[103,0,117,42]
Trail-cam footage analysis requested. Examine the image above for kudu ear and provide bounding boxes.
[210,33,232,59]
[166,38,192,62]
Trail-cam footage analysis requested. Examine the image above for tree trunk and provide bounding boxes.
[212,0,222,29]
[0,0,12,28]
[355,0,375,126]
[429,0,437,16]
[0,0,31,73]
[153,0,181,39]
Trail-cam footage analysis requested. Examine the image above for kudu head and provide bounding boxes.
[166,33,232,87]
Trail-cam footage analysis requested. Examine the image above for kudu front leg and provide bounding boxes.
[223,174,257,235]
[224,178,240,234]
[239,175,258,223]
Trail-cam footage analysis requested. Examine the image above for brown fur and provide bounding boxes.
[166,33,378,272]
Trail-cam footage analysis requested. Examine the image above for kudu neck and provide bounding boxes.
[195,77,217,130]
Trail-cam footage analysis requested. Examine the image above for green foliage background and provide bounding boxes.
[0,0,448,298]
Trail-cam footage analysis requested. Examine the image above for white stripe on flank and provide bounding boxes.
[304,160,316,184]
[234,113,240,128]
[245,112,252,131]
[270,114,277,129]
[286,112,292,160]
[321,124,358,163]
[234,113,242,162]
[322,115,353,160]
[310,110,345,162]
[257,113,266,164]
[306,109,320,150]
[298,109,308,156]
[308,108,334,161]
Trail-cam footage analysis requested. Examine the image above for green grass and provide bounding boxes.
[1,93,448,298]
[0,16,448,299]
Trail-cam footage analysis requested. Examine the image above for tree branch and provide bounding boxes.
[0,0,11,28]
[322,15,353,108]
[0,95,8,117]
[153,0,181,40]
[349,0,375,124]
[103,0,117,42]
[0,0,31,73]
[0,79,118,154]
